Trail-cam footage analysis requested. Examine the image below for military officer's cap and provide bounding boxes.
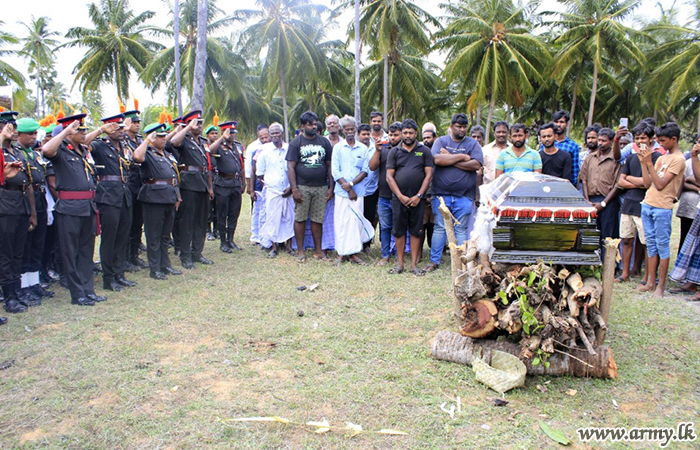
[183,110,203,123]
[0,110,18,124]
[204,125,218,135]
[16,117,41,133]
[144,122,168,136]
[100,113,126,125]
[123,110,141,122]
[219,121,238,132]
[57,113,88,130]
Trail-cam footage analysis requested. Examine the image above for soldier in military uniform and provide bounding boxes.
[84,114,137,292]
[122,109,148,270]
[15,118,53,305]
[169,110,214,269]
[204,125,219,241]
[209,121,245,252]
[132,122,183,280]
[42,115,106,306]
[0,112,38,317]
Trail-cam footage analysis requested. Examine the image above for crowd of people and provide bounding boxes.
[1,105,699,326]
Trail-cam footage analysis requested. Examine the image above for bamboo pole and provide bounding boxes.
[597,238,620,345]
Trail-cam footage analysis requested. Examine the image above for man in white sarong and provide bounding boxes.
[256,123,294,257]
[246,125,270,245]
[332,116,374,264]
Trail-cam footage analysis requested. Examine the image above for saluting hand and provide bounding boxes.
[692,142,700,158]
[123,117,132,129]
[222,128,231,139]
[101,122,120,134]
[0,123,14,143]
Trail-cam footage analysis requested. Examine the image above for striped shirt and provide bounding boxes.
[496,146,542,174]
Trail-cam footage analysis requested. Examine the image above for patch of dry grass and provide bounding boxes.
[0,206,698,449]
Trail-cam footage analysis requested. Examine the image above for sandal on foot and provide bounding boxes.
[296,255,307,263]
[350,258,366,265]
[685,295,700,302]
[377,259,389,266]
[411,268,426,276]
[614,276,628,283]
[668,287,694,294]
[389,267,404,275]
[424,263,439,272]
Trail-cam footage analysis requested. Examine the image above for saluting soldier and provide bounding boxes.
[209,121,245,252]
[169,110,214,269]
[15,118,54,304]
[122,109,148,270]
[132,122,183,280]
[42,115,106,306]
[0,112,38,318]
[167,117,184,256]
[84,113,136,292]
[204,124,219,241]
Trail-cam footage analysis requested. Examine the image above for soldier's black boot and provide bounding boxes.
[4,283,27,314]
[219,235,233,253]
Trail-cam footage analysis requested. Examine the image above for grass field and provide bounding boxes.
[0,204,698,449]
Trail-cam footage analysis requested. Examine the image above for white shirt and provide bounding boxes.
[245,139,262,180]
[256,142,290,192]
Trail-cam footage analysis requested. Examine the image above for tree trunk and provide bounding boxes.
[280,70,289,143]
[431,330,618,379]
[439,196,465,319]
[353,0,361,122]
[587,62,599,127]
[191,0,208,111]
[570,68,580,136]
[476,105,481,128]
[485,94,496,143]
[383,54,388,127]
[35,80,41,118]
[697,107,700,135]
[173,0,183,116]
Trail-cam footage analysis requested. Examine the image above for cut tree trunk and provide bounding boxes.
[597,238,620,345]
[438,196,465,319]
[461,299,498,338]
[432,330,618,379]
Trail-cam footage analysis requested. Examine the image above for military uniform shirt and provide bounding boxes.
[0,147,31,215]
[18,146,49,213]
[124,135,143,195]
[213,140,243,190]
[90,139,132,208]
[47,140,96,217]
[172,133,210,192]
[138,148,180,205]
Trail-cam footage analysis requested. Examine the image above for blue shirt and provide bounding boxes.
[496,146,542,173]
[364,146,379,195]
[541,136,579,185]
[331,139,370,198]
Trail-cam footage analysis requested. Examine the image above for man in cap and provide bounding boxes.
[209,121,245,253]
[42,115,105,306]
[122,108,148,271]
[84,113,136,292]
[15,118,53,304]
[204,124,219,241]
[0,112,38,318]
[169,110,215,269]
[132,123,182,280]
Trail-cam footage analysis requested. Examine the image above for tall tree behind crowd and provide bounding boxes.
[191,0,208,110]
[64,0,161,102]
[545,0,645,126]
[235,0,330,141]
[646,0,700,133]
[0,21,25,87]
[19,16,59,117]
[437,0,550,142]
[350,0,439,126]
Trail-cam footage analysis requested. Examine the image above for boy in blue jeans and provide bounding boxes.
[639,122,686,298]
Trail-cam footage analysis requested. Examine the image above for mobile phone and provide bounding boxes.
[619,118,628,128]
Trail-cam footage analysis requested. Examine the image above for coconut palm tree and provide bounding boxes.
[544,0,646,126]
[143,0,245,120]
[0,21,25,87]
[19,16,60,116]
[235,0,330,141]
[343,0,439,125]
[436,0,551,141]
[63,0,161,101]
[192,0,208,110]
[645,0,700,132]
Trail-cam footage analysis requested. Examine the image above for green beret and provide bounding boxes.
[144,122,167,134]
[204,125,218,135]
[42,124,56,134]
[16,118,40,133]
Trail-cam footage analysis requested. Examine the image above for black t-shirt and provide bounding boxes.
[285,134,332,187]
[539,148,572,181]
[387,143,434,197]
[377,143,393,199]
[621,150,661,216]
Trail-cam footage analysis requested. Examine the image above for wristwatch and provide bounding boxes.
[417,193,423,199]
[349,181,354,187]
[600,200,607,208]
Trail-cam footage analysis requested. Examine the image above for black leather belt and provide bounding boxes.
[1,184,27,192]
[218,171,241,180]
[144,179,178,186]
[97,175,128,183]
[182,165,208,173]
